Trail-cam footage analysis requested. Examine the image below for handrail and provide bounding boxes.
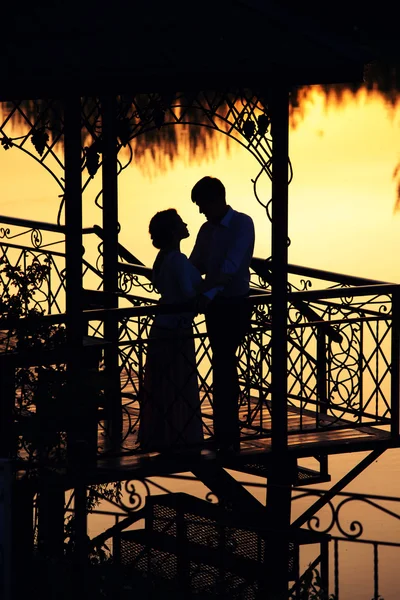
[0,295,272,330]
[92,225,145,266]
[288,282,399,302]
[117,261,152,279]
[287,262,392,286]
[0,214,95,235]
[1,280,395,331]
[0,215,65,233]
[252,257,393,287]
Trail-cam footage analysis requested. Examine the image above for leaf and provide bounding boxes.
[257,114,270,136]
[31,127,49,156]
[0,135,13,150]
[153,107,165,129]
[84,144,100,178]
[242,118,255,140]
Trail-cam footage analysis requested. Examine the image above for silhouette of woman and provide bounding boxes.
[138,209,204,453]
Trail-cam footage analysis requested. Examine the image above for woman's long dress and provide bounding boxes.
[138,250,204,452]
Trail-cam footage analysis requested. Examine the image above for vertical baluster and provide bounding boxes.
[101,95,121,448]
[391,289,399,437]
[334,538,339,600]
[317,327,327,426]
[359,319,364,424]
[320,537,329,598]
[373,542,379,600]
[112,515,121,564]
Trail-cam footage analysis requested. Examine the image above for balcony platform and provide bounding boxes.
[5,338,399,488]
[89,393,395,487]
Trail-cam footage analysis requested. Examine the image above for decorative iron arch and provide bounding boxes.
[0,90,293,228]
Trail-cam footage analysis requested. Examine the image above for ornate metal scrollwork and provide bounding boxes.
[0,227,11,239]
[118,270,155,295]
[119,479,151,512]
[292,488,400,541]
[31,228,43,249]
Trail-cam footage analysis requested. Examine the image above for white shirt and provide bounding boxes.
[189,207,255,301]
[152,250,202,328]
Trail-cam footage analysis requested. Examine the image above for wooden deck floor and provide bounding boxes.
[94,370,395,480]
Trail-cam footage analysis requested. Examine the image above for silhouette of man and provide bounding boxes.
[190,176,255,453]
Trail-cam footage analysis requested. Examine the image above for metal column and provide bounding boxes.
[265,84,292,600]
[101,95,122,445]
[64,96,87,572]
[270,83,289,455]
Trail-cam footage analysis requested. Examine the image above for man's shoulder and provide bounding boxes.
[231,209,255,228]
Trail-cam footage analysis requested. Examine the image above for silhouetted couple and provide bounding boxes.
[139,176,255,456]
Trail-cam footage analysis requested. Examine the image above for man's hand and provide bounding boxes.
[194,294,212,314]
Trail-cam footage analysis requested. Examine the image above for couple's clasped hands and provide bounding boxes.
[192,293,212,315]
[190,272,234,314]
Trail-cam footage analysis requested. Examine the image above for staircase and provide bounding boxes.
[114,491,328,599]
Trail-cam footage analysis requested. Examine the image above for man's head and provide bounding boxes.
[191,176,227,223]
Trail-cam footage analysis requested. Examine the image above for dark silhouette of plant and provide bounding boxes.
[288,566,336,600]
[0,257,68,467]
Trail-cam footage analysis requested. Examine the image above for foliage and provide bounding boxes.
[0,134,13,149]
[289,566,336,599]
[84,142,101,178]
[0,263,122,566]
[0,257,68,465]
[31,127,49,156]
[64,482,123,564]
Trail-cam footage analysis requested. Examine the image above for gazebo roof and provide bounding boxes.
[2,0,372,98]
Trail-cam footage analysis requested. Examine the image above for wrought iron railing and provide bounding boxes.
[286,284,398,434]
[61,477,400,599]
[291,485,400,599]
[0,215,104,316]
[0,216,399,464]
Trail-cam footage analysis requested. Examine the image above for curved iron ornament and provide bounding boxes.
[292,488,400,541]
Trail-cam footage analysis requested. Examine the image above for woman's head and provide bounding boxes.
[149,209,189,249]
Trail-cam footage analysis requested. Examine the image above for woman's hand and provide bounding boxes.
[193,294,212,314]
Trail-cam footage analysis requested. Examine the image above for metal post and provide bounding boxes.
[391,288,400,437]
[37,479,65,559]
[0,460,12,600]
[64,95,86,460]
[101,95,122,446]
[270,84,289,454]
[264,83,291,600]
[264,457,296,600]
[64,95,83,342]
[320,538,329,598]
[0,356,15,458]
[64,96,88,579]
[12,479,34,597]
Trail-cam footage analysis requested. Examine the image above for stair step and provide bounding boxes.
[146,492,328,545]
[296,465,331,486]
[120,528,268,581]
[116,491,331,592]
[215,459,331,486]
[119,528,262,597]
